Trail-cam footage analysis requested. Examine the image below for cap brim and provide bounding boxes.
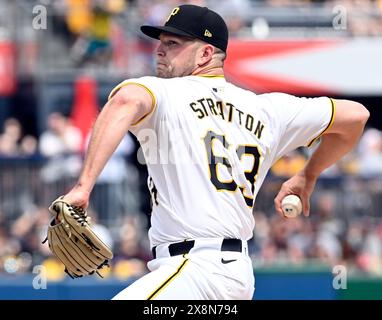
[141,25,194,40]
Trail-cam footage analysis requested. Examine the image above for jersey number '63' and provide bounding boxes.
[203,130,262,208]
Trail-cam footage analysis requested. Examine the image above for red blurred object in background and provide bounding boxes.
[0,41,16,96]
[70,75,99,152]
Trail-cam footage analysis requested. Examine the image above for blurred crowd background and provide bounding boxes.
[0,0,382,283]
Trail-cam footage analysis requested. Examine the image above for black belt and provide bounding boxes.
[152,238,244,259]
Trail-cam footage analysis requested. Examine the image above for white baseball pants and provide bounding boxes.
[112,238,255,300]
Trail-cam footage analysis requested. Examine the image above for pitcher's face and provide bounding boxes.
[156,33,201,78]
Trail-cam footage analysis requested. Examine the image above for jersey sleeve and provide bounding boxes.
[264,93,335,161]
[108,76,165,132]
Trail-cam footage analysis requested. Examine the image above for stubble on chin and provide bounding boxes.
[157,71,171,78]
[156,63,173,78]
[156,61,195,78]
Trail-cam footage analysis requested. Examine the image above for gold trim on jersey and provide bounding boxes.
[146,258,189,300]
[108,82,157,126]
[196,74,225,78]
[307,97,336,147]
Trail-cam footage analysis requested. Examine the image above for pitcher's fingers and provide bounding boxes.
[274,191,287,215]
[302,196,310,217]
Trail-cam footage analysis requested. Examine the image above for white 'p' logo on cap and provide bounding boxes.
[166,7,180,22]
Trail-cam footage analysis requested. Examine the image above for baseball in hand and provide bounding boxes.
[281,195,302,218]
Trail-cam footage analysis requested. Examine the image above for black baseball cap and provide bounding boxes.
[141,4,229,52]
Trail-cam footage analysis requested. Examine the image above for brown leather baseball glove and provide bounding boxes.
[43,198,113,278]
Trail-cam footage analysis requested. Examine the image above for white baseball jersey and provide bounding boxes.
[109,75,335,247]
